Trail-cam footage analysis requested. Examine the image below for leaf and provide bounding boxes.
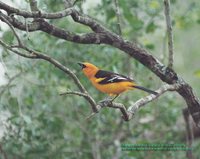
[23,115,32,124]
[149,1,160,10]
[106,8,115,21]
[197,19,200,24]
[145,43,155,50]
[146,21,157,33]
[194,70,200,78]
[119,1,144,31]
[2,30,14,44]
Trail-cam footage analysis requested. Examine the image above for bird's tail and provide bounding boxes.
[132,85,158,95]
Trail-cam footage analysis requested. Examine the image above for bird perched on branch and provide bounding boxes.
[78,62,158,101]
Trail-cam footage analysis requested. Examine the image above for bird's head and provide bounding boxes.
[78,62,99,78]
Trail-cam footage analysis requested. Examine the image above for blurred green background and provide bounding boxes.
[0,0,200,158]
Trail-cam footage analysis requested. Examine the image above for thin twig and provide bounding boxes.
[0,32,98,112]
[127,83,180,119]
[0,40,35,58]
[85,112,97,121]
[0,72,23,96]
[60,90,88,97]
[164,0,174,68]
[0,12,22,46]
[1,7,95,106]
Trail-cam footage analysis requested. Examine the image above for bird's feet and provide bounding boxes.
[99,97,113,107]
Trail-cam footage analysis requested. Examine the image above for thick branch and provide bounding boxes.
[38,19,103,44]
[71,10,106,33]
[183,108,194,159]
[0,12,41,31]
[0,12,104,44]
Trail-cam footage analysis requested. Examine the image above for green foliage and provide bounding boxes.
[2,30,14,44]
[194,70,200,78]
[0,0,200,159]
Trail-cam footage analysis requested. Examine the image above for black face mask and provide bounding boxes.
[78,62,86,69]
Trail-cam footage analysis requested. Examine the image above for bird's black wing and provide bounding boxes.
[95,70,133,84]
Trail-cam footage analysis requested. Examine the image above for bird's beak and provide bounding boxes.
[78,62,86,69]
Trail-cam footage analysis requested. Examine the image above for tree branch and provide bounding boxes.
[70,10,107,33]
[0,39,36,58]
[127,83,180,118]
[0,29,181,121]
[164,0,174,68]
[99,100,129,121]
[0,12,104,44]
[60,90,88,98]
[0,39,98,113]
[0,12,41,31]
[0,1,74,19]
[0,12,22,46]
[26,50,99,113]
[94,83,180,121]
[183,108,195,159]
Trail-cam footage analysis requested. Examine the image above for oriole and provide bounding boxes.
[78,62,158,101]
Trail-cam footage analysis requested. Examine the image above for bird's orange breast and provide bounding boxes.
[90,77,135,96]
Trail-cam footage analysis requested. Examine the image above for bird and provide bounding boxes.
[78,62,158,101]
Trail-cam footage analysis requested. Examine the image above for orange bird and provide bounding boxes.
[78,62,157,101]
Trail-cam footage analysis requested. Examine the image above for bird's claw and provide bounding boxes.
[99,98,113,107]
